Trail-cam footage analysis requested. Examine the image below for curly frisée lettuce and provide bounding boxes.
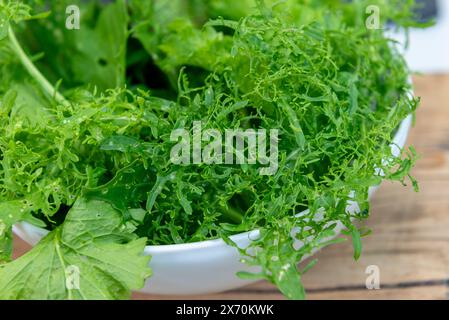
[0,0,420,299]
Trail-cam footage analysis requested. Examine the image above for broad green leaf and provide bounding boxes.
[0,199,151,300]
[70,0,128,90]
[15,0,129,92]
[7,83,52,128]
[130,1,232,85]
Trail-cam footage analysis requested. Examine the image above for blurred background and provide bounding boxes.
[397,0,449,73]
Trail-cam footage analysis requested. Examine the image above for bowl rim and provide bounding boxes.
[13,114,413,253]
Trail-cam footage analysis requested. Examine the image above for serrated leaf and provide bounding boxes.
[0,199,151,300]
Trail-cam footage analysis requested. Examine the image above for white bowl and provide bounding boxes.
[13,115,412,295]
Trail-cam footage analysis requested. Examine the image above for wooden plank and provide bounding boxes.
[13,74,449,300]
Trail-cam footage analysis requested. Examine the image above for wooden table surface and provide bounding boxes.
[13,74,449,300]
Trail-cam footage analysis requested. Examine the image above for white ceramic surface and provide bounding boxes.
[13,114,413,295]
[393,0,449,74]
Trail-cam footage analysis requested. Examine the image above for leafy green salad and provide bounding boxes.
[0,0,420,299]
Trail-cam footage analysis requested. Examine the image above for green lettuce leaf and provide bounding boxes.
[13,0,129,92]
[0,199,151,300]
